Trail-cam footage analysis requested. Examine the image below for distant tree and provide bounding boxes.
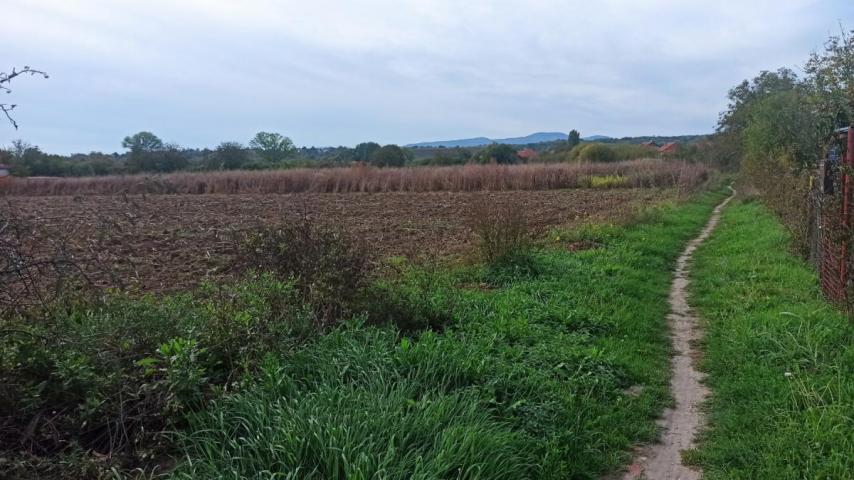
[10,139,32,160]
[353,142,381,162]
[568,129,581,148]
[122,132,168,173]
[208,141,250,170]
[158,143,190,172]
[475,143,519,165]
[0,66,49,129]
[249,131,297,163]
[122,131,164,153]
[369,144,409,167]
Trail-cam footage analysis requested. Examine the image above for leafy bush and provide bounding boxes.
[238,216,371,325]
[572,143,618,162]
[0,274,311,477]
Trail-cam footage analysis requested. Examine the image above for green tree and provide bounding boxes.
[249,132,297,163]
[743,90,821,171]
[475,143,518,165]
[369,144,409,167]
[208,141,250,170]
[122,131,164,153]
[805,28,854,129]
[568,129,581,148]
[353,142,381,163]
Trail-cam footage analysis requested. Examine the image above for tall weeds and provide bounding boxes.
[0,160,710,196]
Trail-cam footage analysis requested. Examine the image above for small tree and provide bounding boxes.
[249,132,297,163]
[568,129,581,148]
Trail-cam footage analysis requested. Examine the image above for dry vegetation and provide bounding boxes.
[0,159,709,195]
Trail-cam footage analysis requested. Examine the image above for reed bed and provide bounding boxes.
[0,159,710,196]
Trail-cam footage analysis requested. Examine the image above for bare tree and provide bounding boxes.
[0,66,49,129]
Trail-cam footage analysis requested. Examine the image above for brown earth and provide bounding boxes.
[3,188,674,295]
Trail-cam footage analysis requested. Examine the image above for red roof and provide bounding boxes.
[517,148,539,161]
[658,142,679,153]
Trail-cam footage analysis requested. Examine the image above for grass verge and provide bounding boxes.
[170,191,729,479]
[689,198,854,479]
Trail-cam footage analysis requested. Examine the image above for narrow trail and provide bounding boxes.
[621,187,736,480]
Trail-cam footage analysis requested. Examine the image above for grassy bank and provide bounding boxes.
[2,190,727,479]
[689,199,854,479]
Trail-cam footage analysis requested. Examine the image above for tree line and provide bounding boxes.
[0,132,566,177]
[713,27,852,253]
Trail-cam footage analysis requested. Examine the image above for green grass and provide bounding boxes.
[689,199,854,479]
[170,191,729,479]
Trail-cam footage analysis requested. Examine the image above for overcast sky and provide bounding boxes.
[3,0,852,154]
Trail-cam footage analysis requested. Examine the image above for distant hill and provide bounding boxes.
[408,132,569,148]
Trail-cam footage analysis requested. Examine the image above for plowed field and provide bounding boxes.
[4,188,673,293]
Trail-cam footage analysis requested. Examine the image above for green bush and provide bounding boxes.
[0,274,311,477]
[572,144,618,162]
[238,217,371,325]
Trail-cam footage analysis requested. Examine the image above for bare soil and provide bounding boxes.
[4,188,673,294]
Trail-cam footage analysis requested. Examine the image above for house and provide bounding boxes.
[641,140,659,148]
[658,142,679,155]
[0,164,11,178]
[517,148,539,162]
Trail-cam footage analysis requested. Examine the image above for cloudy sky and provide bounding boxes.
[3,0,852,153]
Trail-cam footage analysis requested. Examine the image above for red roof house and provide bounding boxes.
[517,148,539,162]
[657,142,679,155]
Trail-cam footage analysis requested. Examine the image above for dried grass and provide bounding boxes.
[0,159,710,196]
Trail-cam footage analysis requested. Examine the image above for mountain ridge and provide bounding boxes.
[407,132,611,148]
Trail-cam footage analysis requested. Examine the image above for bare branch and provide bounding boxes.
[0,66,48,128]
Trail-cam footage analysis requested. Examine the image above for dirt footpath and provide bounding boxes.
[621,187,735,480]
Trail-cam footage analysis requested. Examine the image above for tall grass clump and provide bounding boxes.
[0,160,711,196]
[469,202,540,284]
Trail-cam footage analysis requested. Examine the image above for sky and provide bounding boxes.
[3,0,853,154]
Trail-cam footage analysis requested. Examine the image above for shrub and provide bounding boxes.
[573,144,618,162]
[238,215,371,325]
[0,274,311,477]
[475,143,519,164]
[469,202,540,285]
[470,202,530,263]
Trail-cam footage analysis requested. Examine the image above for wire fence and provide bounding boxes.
[808,127,853,309]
